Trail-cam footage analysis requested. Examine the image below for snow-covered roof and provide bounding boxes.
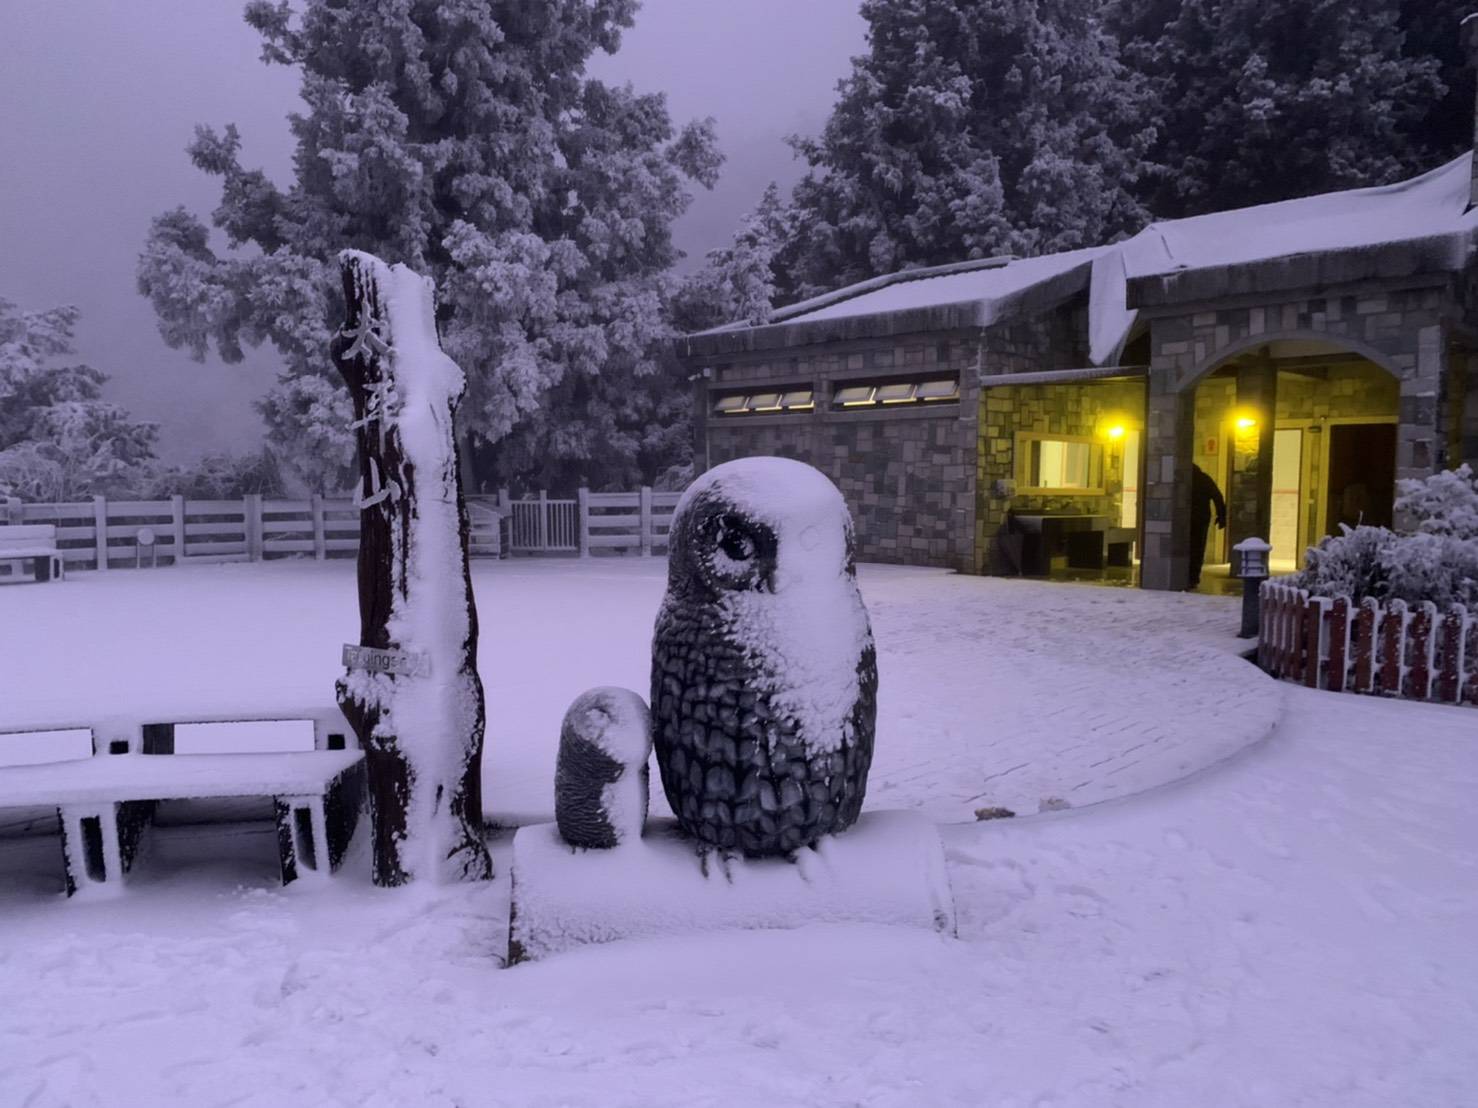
[1123,152,1477,280]
[773,246,1106,326]
[687,153,1478,367]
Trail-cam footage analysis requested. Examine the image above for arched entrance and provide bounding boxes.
[1187,338,1400,592]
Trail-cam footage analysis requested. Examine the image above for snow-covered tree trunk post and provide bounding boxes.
[333,250,492,886]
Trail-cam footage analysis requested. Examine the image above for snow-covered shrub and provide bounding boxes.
[1377,532,1478,610]
[1295,471,1478,610]
[139,450,286,500]
[1297,524,1394,602]
[1394,464,1478,539]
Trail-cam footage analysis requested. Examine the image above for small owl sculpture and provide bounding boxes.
[651,456,877,856]
[555,687,651,849]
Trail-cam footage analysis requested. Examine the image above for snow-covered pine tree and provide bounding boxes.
[769,0,1154,302]
[333,251,491,886]
[672,183,789,332]
[0,300,157,501]
[136,0,720,493]
[1108,0,1450,219]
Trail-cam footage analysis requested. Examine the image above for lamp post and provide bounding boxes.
[1233,536,1270,639]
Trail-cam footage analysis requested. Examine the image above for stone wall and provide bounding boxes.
[976,378,1146,572]
[973,302,1106,572]
[701,330,980,571]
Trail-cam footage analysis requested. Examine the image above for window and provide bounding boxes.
[1015,433,1104,493]
[831,376,959,410]
[713,388,814,416]
[915,378,960,402]
[835,384,877,407]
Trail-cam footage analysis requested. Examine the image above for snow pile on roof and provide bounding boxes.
[1121,152,1477,280]
[778,246,1105,326]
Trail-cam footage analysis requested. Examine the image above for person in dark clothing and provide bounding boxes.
[1189,463,1227,588]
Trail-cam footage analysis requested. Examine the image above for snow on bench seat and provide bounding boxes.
[0,749,366,896]
[0,749,363,809]
[0,524,63,583]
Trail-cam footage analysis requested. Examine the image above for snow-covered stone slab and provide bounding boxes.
[508,809,955,963]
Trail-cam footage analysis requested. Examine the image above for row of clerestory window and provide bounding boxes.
[714,375,959,416]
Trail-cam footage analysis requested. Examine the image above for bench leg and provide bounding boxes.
[34,555,50,583]
[58,804,126,896]
[274,796,329,885]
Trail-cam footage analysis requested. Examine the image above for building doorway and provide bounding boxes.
[1188,343,1399,591]
[1324,421,1397,532]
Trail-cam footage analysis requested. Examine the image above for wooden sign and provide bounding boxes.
[342,643,430,678]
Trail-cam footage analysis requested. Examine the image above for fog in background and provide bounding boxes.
[0,1,865,462]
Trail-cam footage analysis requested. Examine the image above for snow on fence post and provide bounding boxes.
[92,495,108,571]
[1305,596,1330,689]
[1436,606,1465,704]
[1466,612,1478,706]
[1284,587,1304,682]
[1328,596,1352,693]
[170,495,186,563]
[244,493,264,561]
[332,250,493,887]
[311,494,327,560]
[537,490,549,551]
[1354,597,1380,693]
[576,487,590,558]
[1406,602,1437,700]
[4,497,21,525]
[1258,580,1283,672]
[639,485,653,556]
[1379,599,1409,695]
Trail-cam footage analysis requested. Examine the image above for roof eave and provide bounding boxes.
[678,298,991,359]
[678,257,1097,361]
[1126,232,1472,310]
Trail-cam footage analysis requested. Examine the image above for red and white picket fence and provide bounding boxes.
[1259,578,1477,706]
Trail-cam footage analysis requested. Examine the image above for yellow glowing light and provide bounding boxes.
[1236,416,1257,430]
[1105,424,1126,440]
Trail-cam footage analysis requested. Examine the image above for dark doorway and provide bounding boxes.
[1325,423,1396,533]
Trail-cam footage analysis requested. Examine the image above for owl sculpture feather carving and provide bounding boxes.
[651,457,877,856]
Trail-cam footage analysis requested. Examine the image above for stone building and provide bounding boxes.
[677,152,1478,591]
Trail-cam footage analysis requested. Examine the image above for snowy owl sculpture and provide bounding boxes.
[651,456,877,856]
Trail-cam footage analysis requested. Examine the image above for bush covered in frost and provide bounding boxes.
[1295,466,1478,608]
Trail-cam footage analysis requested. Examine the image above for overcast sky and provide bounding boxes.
[0,1,865,462]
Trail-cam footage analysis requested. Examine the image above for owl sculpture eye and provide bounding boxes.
[702,511,774,591]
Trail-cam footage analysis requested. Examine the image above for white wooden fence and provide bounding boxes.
[1,487,678,573]
[496,487,681,556]
[1260,577,1477,706]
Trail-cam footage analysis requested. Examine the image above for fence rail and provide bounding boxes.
[1,486,679,573]
[1259,578,1477,706]
[496,487,680,557]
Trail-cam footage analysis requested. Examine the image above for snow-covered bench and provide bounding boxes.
[0,723,365,895]
[0,524,63,583]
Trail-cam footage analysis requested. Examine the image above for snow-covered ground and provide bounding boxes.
[2,560,1471,1105]
[1,683,1473,1106]
[0,559,1273,820]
